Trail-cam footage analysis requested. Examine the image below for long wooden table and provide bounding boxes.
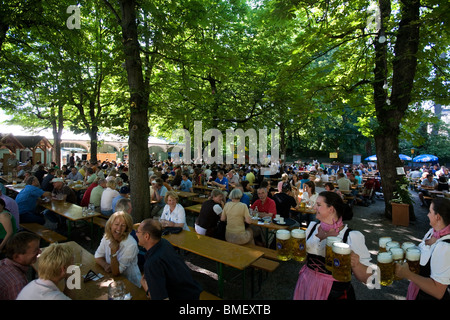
[38,241,147,300]
[40,200,100,238]
[163,230,264,298]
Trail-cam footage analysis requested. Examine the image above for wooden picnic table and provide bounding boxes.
[184,203,203,214]
[163,230,264,298]
[173,190,198,198]
[37,241,147,300]
[5,184,25,195]
[40,200,100,238]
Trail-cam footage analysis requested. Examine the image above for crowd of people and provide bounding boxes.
[0,157,449,301]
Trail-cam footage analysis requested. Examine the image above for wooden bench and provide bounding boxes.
[243,243,279,261]
[250,257,280,272]
[200,291,222,300]
[20,223,67,244]
[250,257,280,296]
[191,197,208,204]
[92,216,107,228]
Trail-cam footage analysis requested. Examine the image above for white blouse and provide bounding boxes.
[418,228,450,285]
[95,235,141,287]
[160,203,190,231]
[305,221,372,267]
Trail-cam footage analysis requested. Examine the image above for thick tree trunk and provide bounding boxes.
[89,126,99,164]
[119,0,151,223]
[373,0,420,219]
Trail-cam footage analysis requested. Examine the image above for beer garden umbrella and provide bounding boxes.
[412,154,439,163]
[364,154,412,161]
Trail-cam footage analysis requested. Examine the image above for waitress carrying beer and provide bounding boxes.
[293,191,372,300]
[395,198,450,300]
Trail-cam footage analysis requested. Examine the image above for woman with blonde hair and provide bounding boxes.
[221,188,254,245]
[17,243,73,300]
[95,211,141,287]
[160,191,190,230]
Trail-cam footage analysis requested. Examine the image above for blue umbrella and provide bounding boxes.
[364,155,377,161]
[413,154,438,163]
[399,154,412,161]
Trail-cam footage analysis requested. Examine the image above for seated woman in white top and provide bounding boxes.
[301,181,319,207]
[17,243,72,300]
[100,180,120,216]
[95,211,141,287]
[160,191,190,231]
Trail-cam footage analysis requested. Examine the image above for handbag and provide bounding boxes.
[162,227,183,236]
[214,220,227,240]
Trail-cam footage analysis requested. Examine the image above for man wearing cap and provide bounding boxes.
[43,178,77,229]
[50,178,77,204]
[112,186,130,212]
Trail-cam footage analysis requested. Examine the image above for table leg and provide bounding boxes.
[67,220,72,238]
[217,262,224,298]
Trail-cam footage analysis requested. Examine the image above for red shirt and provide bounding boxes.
[251,197,277,218]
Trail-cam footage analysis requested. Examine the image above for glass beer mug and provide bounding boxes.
[406,247,421,274]
[389,247,404,281]
[276,230,292,261]
[332,242,352,282]
[276,229,292,261]
[378,237,392,253]
[325,236,341,272]
[377,252,394,286]
[290,229,306,262]
[385,241,400,252]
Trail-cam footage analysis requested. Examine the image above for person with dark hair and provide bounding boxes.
[396,198,450,300]
[273,182,298,219]
[137,219,202,300]
[0,198,17,252]
[0,232,41,300]
[15,176,51,225]
[293,191,371,300]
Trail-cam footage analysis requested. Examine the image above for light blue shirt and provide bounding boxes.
[180,179,192,192]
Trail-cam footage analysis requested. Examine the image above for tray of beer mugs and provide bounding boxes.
[377,237,420,286]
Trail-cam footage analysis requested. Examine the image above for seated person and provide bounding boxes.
[250,187,277,219]
[208,170,229,191]
[15,176,51,225]
[418,173,438,206]
[16,243,72,300]
[179,173,193,193]
[95,212,141,287]
[437,175,449,192]
[0,231,41,300]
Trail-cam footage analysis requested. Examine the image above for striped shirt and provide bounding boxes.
[0,258,30,300]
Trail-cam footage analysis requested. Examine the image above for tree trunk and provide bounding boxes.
[89,126,99,164]
[119,0,151,223]
[373,0,420,218]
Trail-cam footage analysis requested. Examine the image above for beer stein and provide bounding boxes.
[325,236,341,272]
[276,230,292,261]
[332,242,352,282]
[377,252,394,286]
[290,229,306,262]
[378,237,392,253]
[405,247,421,274]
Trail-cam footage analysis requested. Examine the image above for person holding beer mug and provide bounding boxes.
[395,198,450,300]
[293,191,371,300]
